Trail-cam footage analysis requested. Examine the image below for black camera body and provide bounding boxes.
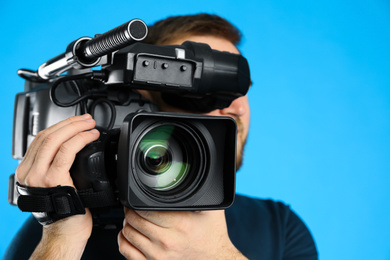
[70,112,236,211]
[9,19,250,216]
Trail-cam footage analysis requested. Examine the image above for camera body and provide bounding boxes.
[9,19,250,216]
[69,112,236,211]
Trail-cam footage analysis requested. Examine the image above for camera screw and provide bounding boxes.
[143,60,150,67]
[162,63,169,69]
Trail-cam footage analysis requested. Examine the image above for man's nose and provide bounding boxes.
[219,96,247,117]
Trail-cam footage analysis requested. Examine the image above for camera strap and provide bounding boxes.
[16,182,117,225]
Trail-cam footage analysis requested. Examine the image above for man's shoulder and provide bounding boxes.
[227,193,292,218]
[226,194,318,260]
[226,193,295,240]
[231,193,287,207]
[226,193,309,236]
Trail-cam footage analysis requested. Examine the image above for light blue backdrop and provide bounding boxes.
[1,1,389,259]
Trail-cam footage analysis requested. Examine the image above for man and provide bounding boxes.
[4,14,317,259]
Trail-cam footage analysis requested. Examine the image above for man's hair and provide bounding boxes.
[143,13,242,46]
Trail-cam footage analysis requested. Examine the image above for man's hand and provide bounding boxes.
[118,209,248,260]
[15,114,100,260]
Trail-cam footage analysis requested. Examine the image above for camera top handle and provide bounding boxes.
[17,19,148,81]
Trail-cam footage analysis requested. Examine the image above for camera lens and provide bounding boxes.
[143,145,172,175]
[133,121,206,201]
[134,123,205,195]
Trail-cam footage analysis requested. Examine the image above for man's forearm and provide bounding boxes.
[30,232,88,260]
[30,218,91,260]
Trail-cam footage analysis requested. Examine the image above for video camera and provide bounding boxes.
[8,19,250,225]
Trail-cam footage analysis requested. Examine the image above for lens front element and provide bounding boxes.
[136,124,200,193]
[143,144,172,175]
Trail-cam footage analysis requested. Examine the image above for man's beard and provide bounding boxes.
[235,118,248,171]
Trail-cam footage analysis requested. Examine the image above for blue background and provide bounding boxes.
[1,1,389,259]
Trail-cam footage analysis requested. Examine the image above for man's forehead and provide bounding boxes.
[167,35,240,54]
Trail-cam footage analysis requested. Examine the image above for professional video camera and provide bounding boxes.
[8,19,250,225]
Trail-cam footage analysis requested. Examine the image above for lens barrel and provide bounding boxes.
[117,112,236,210]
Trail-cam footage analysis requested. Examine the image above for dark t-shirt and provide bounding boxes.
[3,194,317,260]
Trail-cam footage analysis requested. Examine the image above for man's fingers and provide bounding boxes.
[22,114,93,163]
[44,129,100,187]
[32,118,96,166]
[17,114,93,181]
[135,210,193,228]
[124,209,163,240]
[118,227,148,260]
[16,114,98,187]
